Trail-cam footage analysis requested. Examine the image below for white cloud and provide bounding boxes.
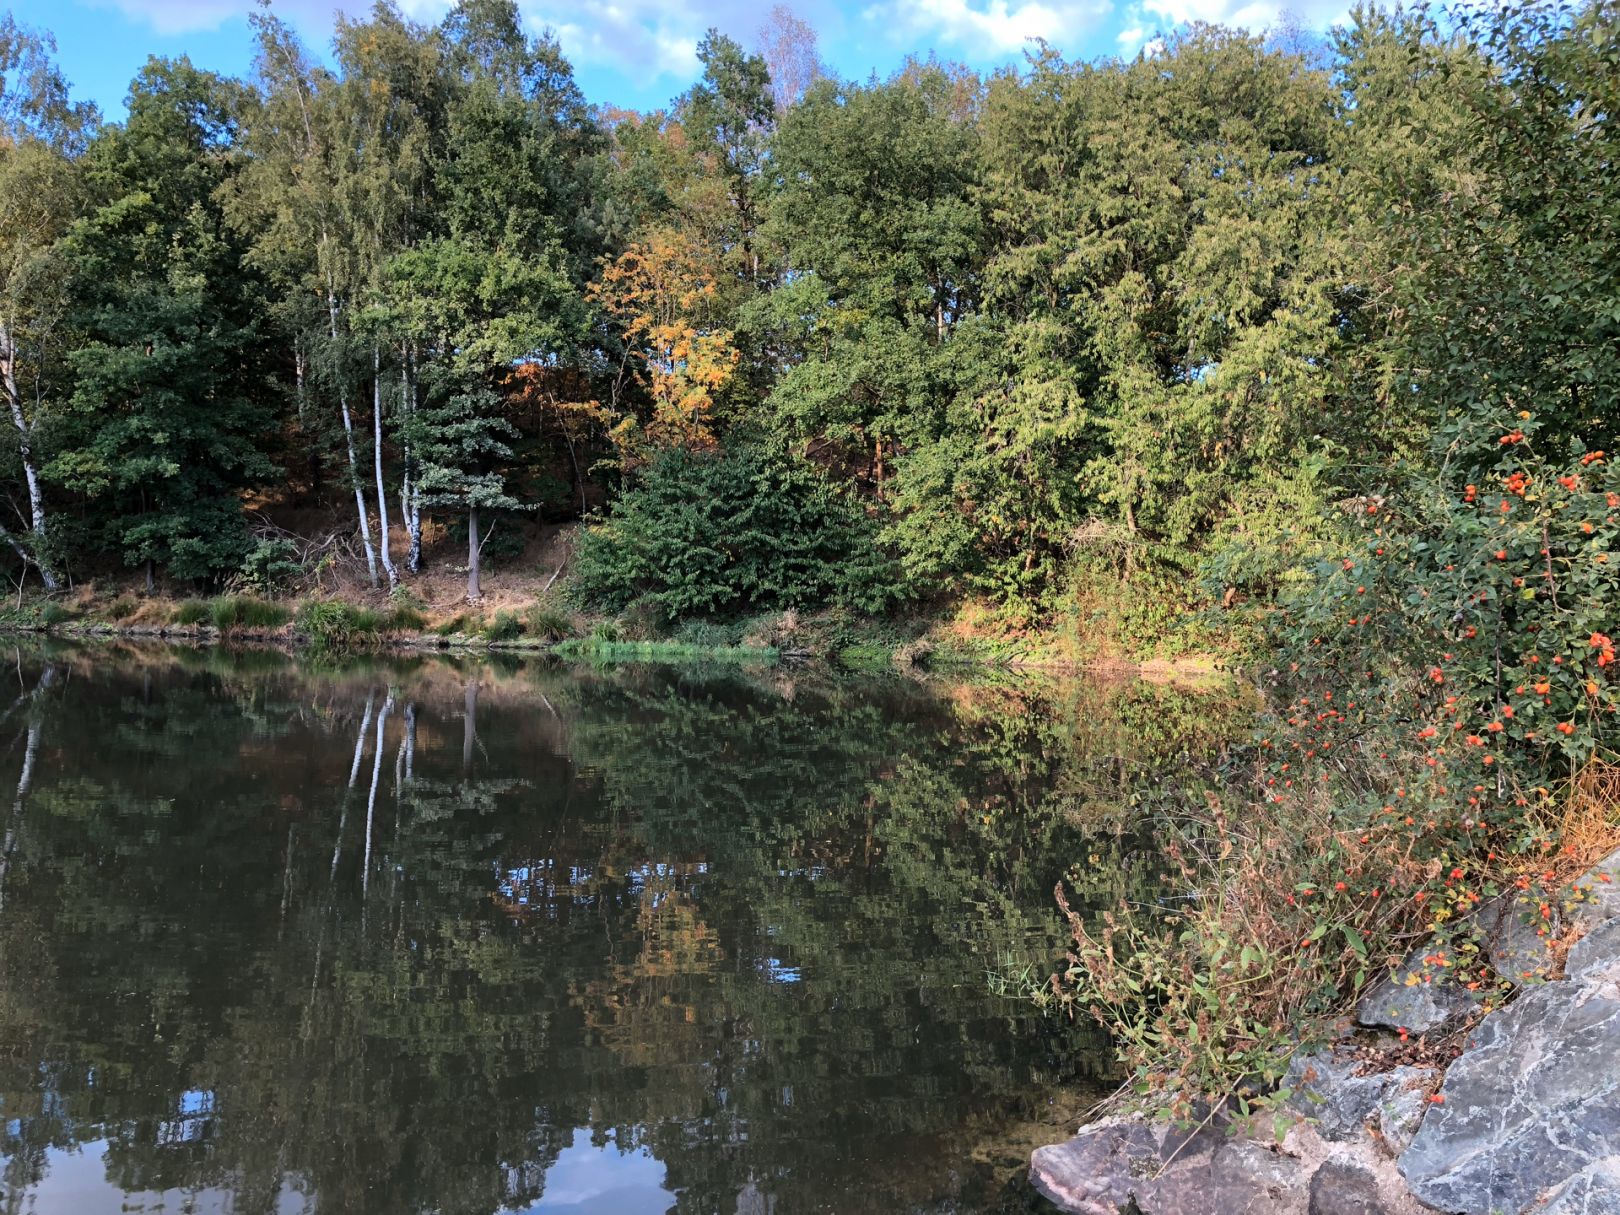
[1137,0,1346,30]
[860,0,1109,56]
[85,0,371,36]
[86,0,791,84]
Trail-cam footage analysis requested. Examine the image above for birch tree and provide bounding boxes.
[386,0,599,601]
[234,13,383,587]
[331,6,446,590]
[0,17,94,590]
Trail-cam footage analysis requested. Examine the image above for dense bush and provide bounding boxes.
[523,601,574,641]
[1058,428,1619,1112]
[571,445,906,623]
[482,611,522,642]
[1054,3,1620,1112]
[294,600,382,647]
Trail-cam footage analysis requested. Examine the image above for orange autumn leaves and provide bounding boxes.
[590,229,740,462]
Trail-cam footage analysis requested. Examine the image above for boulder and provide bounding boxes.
[1531,1156,1620,1215]
[1309,1162,1388,1215]
[1398,967,1620,1214]
[1355,949,1483,1033]
[1029,1106,1429,1215]
[1565,848,1620,979]
[1283,1049,1439,1155]
[1478,894,1557,985]
[1029,1117,1309,1215]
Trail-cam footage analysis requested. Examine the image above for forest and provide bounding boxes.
[0,0,1611,647]
[0,0,1617,1173]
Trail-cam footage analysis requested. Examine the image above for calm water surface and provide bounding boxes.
[0,645,1238,1213]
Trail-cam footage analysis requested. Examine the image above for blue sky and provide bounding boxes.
[6,0,1350,118]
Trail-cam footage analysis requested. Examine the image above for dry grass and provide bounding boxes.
[1560,758,1620,865]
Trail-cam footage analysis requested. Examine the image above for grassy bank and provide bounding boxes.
[0,583,1230,674]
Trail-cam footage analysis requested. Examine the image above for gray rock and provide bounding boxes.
[1565,848,1620,980]
[1568,917,1620,982]
[1030,1116,1310,1215]
[1532,1156,1620,1215]
[1377,1073,1440,1158]
[1283,1049,1438,1155]
[1569,848,1620,925]
[1355,949,1483,1033]
[1029,1120,1160,1215]
[1398,972,1620,1215]
[1478,894,1557,985]
[1309,1162,1392,1215]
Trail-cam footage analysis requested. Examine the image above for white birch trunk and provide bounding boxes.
[327,293,379,589]
[400,349,422,573]
[372,346,396,588]
[0,321,58,591]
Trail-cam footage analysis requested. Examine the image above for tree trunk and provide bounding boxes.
[297,336,324,498]
[327,293,379,589]
[564,430,585,517]
[401,349,422,573]
[294,336,307,424]
[0,323,59,592]
[467,504,482,602]
[372,347,396,588]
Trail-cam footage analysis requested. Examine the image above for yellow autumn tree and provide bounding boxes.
[590,228,740,460]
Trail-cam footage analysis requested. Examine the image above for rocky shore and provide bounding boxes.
[1031,846,1620,1215]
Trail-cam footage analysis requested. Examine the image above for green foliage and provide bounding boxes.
[384,604,428,631]
[48,59,275,584]
[431,612,473,637]
[552,638,776,665]
[1077,424,1620,1107]
[572,444,905,623]
[672,618,741,649]
[1394,0,1619,460]
[210,596,291,632]
[482,610,522,642]
[523,600,574,641]
[294,600,382,647]
[1058,2,1620,1111]
[240,539,303,595]
[173,599,211,626]
[389,584,427,611]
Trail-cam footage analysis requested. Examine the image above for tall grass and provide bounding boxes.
[294,600,383,647]
[210,596,291,632]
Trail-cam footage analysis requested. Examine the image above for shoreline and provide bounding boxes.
[1031,846,1620,1215]
[0,613,1231,679]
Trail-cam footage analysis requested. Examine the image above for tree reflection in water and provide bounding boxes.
[0,643,1244,1214]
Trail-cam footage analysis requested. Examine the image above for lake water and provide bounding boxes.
[0,644,1239,1214]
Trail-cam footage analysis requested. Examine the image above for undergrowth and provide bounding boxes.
[1054,422,1620,1115]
